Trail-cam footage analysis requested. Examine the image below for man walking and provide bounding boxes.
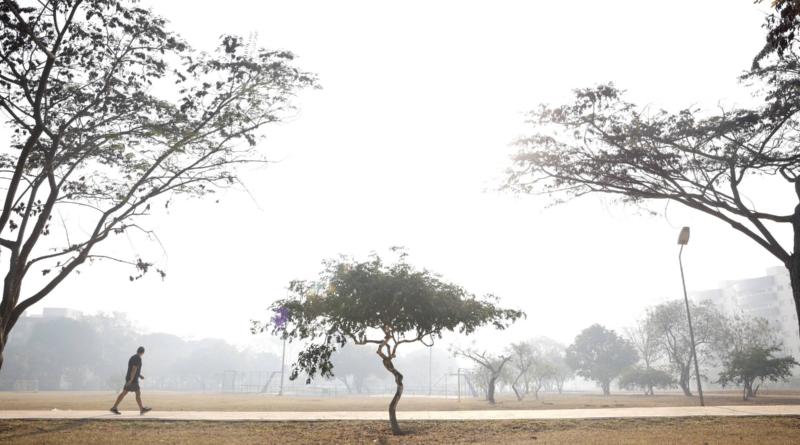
[110,346,152,415]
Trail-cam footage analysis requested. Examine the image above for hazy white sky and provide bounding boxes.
[5,0,790,358]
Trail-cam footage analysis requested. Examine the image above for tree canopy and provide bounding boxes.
[646,300,727,396]
[565,324,638,395]
[0,0,316,372]
[503,34,800,332]
[716,345,798,401]
[255,249,523,435]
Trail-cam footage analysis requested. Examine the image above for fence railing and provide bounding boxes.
[219,370,480,399]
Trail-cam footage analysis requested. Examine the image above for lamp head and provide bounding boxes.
[678,227,690,245]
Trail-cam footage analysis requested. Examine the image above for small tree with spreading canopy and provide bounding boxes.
[624,316,663,395]
[716,345,798,401]
[452,343,512,404]
[252,249,523,436]
[618,366,676,395]
[532,336,574,394]
[506,341,536,401]
[565,324,638,395]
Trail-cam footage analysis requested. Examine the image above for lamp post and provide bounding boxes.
[278,336,286,396]
[677,226,704,407]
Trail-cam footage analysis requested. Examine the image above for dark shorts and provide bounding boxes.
[124,380,140,392]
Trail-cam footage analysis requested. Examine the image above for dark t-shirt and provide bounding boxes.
[126,354,142,382]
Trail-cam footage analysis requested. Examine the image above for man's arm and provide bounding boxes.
[127,366,138,386]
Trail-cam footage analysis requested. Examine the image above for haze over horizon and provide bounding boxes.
[1,0,788,357]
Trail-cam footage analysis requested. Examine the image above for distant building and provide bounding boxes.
[8,307,83,346]
[690,266,799,354]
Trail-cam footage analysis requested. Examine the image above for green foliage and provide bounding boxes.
[565,324,638,395]
[618,366,676,395]
[716,345,798,401]
[257,249,523,435]
[261,249,524,384]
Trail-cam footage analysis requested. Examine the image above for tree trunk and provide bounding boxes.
[355,375,364,394]
[338,377,352,394]
[381,358,404,436]
[0,328,5,373]
[789,185,800,334]
[601,381,610,396]
[753,384,760,398]
[511,371,526,401]
[487,376,497,404]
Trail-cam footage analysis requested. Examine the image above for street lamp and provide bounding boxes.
[677,227,704,407]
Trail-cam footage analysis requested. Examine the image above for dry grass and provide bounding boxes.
[1,417,799,444]
[1,389,800,412]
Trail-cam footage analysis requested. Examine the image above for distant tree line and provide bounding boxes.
[451,299,798,402]
[0,312,279,391]
[564,300,797,400]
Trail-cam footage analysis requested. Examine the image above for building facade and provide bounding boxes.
[690,266,799,355]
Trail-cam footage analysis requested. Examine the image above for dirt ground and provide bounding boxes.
[1,389,799,412]
[1,417,799,444]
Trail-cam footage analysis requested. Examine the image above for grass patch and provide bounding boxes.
[2,389,800,412]
[1,417,799,444]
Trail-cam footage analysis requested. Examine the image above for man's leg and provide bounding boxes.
[134,391,144,410]
[112,390,128,409]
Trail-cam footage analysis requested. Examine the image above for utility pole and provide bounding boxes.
[279,336,286,396]
[677,227,704,406]
[429,345,432,397]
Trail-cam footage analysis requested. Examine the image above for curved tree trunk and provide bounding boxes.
[789,196,800,334]
[511,371,526,401]
[382,358,404,436]
[487,376,497,404]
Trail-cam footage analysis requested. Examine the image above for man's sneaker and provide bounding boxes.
[140,407,152,415]
[109,408,121,415]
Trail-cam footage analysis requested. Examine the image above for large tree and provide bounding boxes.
[503,33,800,333]
[565,324,638,395]
[646,300,727,396]
[0,0,316,372]
[253,249,523,436]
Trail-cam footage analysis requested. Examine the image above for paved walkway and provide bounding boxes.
[1,405,800,421]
